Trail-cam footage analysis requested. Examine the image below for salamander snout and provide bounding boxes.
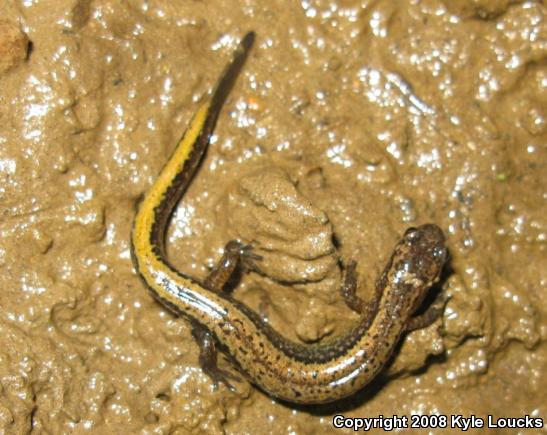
[402,224,447,284]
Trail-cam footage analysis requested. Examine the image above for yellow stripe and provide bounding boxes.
[132,102,211,280]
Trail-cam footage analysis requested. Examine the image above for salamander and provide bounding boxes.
[130,31,448,404]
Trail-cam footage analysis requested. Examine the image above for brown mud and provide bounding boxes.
[0,0,545,433]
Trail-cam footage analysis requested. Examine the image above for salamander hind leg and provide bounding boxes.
[204,240,262,292]
[191,324,241,391]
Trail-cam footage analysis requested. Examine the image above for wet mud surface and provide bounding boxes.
[0,0,545,433]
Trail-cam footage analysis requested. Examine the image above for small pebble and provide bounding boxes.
[0,20,29,74]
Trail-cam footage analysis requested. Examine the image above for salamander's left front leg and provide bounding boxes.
[340,260,365,313]
[340,260,382,327]
[191,324,241,391]
[204,240,261,292]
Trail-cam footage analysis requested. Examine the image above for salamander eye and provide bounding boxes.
[433,245,446,260]
[404,227,419,239]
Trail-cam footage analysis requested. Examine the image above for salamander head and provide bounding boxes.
[402,224,446,280]
[387,224,447,313]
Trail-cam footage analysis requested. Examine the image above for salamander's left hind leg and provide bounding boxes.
[191,324,241,391]
[204,240,262,292]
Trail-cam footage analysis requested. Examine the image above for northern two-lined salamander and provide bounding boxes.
[131,31,448,404]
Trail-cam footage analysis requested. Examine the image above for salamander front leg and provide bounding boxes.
[204,240,262,292]
[191,324,241,391]
[340,260,382,327]
[340,260,365,312]
[406,293,451,331]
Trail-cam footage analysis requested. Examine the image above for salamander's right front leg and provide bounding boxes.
[191,324,241,391]
[204,240,262,292]
[406,293,451,331]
